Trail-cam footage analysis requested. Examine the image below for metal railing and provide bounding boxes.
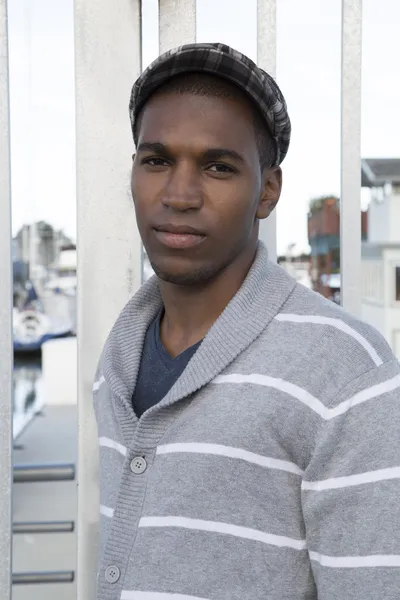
[12,462,76,586]
[0,0,364,598]
[13,571,75,586]
[0,1,13,598]
[13,462,75,483]
[340,0,362,315]
[13,520,75,534]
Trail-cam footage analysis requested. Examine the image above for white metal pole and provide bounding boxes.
[0,0,13,598]
[340,0,362,315]
[158,0,196,52]
[74,1,142,598]
[24,0,37,284]
[257,0,277,263]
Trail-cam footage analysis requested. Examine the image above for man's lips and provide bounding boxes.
[153,225,206,249]
[153,230,205,249]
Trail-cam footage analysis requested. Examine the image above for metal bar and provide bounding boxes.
[13,521,75,534]
[13,463,75,483]
[159,0,196,53]
[74,1,143,598]
[12,571,75,585]
[0,0,13,598]
[257,0,277,263]
[340,0,362,315]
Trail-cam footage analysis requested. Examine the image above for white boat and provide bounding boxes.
[43,248,77,335]
[45,247,77,294]
[13,280,72,353]
[13,306,71,353]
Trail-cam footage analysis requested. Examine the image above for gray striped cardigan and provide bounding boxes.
[93,242,400,600]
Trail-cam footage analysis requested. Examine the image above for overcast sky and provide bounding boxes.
[8,0,400,254]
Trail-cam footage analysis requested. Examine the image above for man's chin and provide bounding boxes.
[153,269,202,286]
[150,260,214,287]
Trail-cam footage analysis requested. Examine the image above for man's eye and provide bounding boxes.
[142,157,169,167]
[207,163,236,174]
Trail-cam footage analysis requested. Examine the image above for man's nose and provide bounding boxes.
[160,162,203,211]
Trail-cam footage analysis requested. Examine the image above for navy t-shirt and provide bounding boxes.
[132,311,202,418]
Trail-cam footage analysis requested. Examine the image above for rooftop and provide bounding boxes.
[362,158,400,187]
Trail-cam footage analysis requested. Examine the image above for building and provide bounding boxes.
[307,196,368,299]
[306,158,400,357]
[14,222,74,271]
[361,158,400,358]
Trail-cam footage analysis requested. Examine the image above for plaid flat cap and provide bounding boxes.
[129,42,291,165]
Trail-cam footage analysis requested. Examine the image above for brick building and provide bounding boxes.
[308,196,368,298]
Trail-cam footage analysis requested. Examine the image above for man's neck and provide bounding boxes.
[159,245,257,357]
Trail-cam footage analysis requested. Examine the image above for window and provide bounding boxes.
[396,267,400,302]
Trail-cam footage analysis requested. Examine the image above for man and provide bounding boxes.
[93,43,400,600]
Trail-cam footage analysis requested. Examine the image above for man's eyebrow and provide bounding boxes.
[202,148,245,163]
[137,142,169,154]
[136,142,245,163]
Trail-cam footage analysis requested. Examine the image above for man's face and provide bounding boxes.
[131,90,281,285]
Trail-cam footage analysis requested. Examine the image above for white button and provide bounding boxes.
[130,456,147,474]
[105,565,120,584]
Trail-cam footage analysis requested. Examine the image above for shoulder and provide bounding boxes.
[270,280,397,402]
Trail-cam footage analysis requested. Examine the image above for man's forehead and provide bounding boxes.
[139,91,255,137]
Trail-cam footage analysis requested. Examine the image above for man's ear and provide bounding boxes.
[132,153,136,162]
[256,166,282,220]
